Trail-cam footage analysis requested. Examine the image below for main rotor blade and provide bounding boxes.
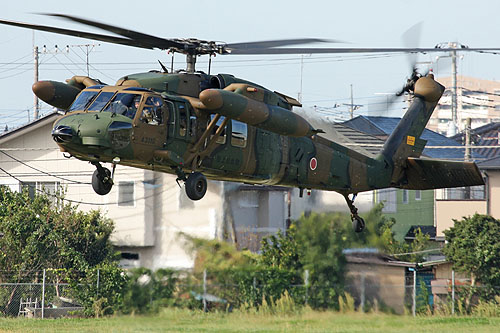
[229,47,500,55]
[42,13,184,50]
[0,18,154,49]
[402,22,423,71]
[227,38,342,50]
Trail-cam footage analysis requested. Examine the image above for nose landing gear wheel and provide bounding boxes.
[185,172,207,200]
[92,167,113,195]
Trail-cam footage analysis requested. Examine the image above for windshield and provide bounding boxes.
[102,93,142,120]
[68,90,99,111]
[87,92,115,111]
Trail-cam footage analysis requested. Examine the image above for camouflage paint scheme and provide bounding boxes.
[48,71,484,197]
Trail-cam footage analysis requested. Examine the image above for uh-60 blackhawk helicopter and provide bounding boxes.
[0,14,491,232]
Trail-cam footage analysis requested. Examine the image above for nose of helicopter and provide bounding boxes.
[51,112,133,159]
[51,113,113,149]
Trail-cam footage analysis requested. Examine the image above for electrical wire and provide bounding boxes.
[0,149,91,185]
[0,163,178,206]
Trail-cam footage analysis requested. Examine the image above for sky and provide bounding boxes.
[2,0,500,129]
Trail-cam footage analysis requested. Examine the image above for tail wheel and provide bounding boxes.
[185,172,207,201]
[92,168,113,195]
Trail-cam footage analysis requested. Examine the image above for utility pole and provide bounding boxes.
[451,46,458,136]
[33,46,39,120]
[465,117,472,161]
[72,43,100,76]
[343,84,363,119]
[350,84,354,119]
[436,42,465,136]
[298,55,304,103]
[464,117,472,199]
[34,45,70,119]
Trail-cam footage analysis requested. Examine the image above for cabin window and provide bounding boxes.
[118,181,135,206]
[209,114,226,144]
[231,120,247,148]
[103,93,142,119]
[88,91,115,111]
[178,104,187,137]
[69,90,99,111]
[189,115,197,137]
[140,96,165,125]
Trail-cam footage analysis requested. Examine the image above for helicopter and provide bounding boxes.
[0,14,489,232]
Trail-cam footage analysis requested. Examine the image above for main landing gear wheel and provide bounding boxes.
[185,172,207,200]
[343,193,365,233]
[352,216,365,233]
[91,165,113,195]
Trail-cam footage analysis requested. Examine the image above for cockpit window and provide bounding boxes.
[87,92,115,111]
[102,93,142,119]
[68,90,99,111]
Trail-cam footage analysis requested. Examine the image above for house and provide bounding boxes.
[341,116,486,241]
[434,155,500,239]
[427,76,500,135]
[343,248,415,314]
[451,122,500,160]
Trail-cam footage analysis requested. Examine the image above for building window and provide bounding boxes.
[376,188,396,213]
[21,181,60,202]
[121,252,139,260]
[402,189,409,204]
[119,252,140,268]
[415,190,421,201]
[436,185,485,200]
[231,120,247,148]
[118,181,134,206]
[238,190,259,208]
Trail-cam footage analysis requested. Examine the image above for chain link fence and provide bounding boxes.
[0,269,97,318]
[1,268,498,318]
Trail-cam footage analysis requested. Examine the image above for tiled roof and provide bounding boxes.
[342,116,485,160]
[451,122,500,159]
[298,110,384,158]
[477,155,500,169]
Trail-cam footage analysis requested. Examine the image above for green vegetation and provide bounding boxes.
[0,186,124,316]
[1,309,500,332]
[1,186,499,320]
[443,214,500,311]
[443,214,500,291]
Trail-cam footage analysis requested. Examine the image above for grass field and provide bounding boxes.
[1,309,499,332]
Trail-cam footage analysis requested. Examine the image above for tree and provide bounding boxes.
[443,214,500,303]
[0,186,116,279]
[0,185,123,315]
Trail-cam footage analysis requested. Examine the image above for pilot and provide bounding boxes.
[141,107,155,124]
[124,95,141,119]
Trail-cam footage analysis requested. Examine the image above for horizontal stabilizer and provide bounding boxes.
[399,157,484,190]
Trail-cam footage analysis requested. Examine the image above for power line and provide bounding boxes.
[0,149,90,185]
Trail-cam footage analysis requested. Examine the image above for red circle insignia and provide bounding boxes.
[309,157,318,171]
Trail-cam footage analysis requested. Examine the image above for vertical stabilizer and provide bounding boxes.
[378,75,445,184]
